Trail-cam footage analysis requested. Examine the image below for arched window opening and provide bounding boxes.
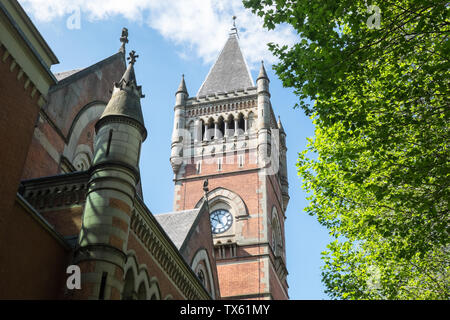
[148,281,161,300]
[206,118,215,140]
[122,269,135,300]
[272,223,277,255]
[227,114,235,137]
[137,282,147,300]
[217,116,225,139]
[200,119,205,141]
[191,250,215,298]
[237,113,245,134]
[195,263,211,293]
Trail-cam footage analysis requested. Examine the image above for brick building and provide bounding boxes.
[0,0,288,300]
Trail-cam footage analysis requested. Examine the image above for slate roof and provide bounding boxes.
[154,209,201,250]
[197,33,254,97]
[54,69,84,81]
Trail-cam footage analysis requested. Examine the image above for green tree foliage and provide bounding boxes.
[243,0,449,299]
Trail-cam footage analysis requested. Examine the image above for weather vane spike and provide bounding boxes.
[119,27,129,53]
[127,50,139,65]
[203,179,209,193]
[230,15,239,37]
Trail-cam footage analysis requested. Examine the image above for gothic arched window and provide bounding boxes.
[237,113,245,135]
[137,282,147,300]
[271,207,282,257]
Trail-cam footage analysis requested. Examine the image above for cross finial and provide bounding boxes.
[127,50,139,65]
[119,27,129,53]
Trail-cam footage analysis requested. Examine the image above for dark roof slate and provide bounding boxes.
[197,34,254,97]
[154,209,201,250]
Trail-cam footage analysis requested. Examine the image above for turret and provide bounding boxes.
[73,50,146,300]
[278,117,289,209]
[94,50,147,172]
[257,61,270,130]
[257,61,271,167]
[170,75,188,174]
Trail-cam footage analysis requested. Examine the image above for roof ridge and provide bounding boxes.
[155,208,200,216]
[49,51,125,92]
[54,68,84,80]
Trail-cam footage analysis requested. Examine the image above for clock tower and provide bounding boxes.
[170,26,289,300]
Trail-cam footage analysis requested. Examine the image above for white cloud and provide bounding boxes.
[19,0,297,68]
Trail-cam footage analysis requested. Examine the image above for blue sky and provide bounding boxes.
[21,0,333,300]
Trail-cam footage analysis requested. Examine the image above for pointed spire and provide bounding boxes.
[119,27,129,53]
[257,60,269,82]
[176,74,188,95]
[197,25,254,97]
[115,50,144,98]
[99,50,147,140]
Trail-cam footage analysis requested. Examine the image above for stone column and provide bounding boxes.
[204,124,209,141]
[195,119,201,143]
[224,120,229,138]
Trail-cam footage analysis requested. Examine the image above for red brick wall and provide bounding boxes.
[175,153,269,299]
[21,117,63,179]
[265,173,289,297]
[176,151,289,299]
[175,168,265,243]
[41,206,84,237]
[0,45,41,212]
[0,199,70,299]
[268,257,289,300]
[176,164,260,213]
[217,260,267,299]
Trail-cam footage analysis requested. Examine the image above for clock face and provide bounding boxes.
[210,209,233,234]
